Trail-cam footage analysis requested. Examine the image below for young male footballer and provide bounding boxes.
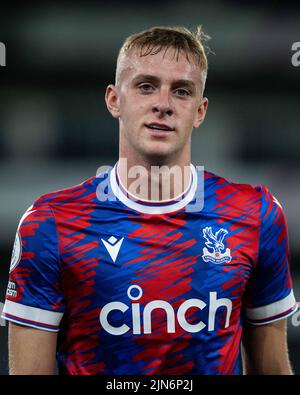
[1,26,298,375]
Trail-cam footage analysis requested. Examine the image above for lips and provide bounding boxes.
[145,123,175,132]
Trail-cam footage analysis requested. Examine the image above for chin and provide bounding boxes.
[141,149,177,165]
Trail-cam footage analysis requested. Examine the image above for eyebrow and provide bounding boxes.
[131,74,197,93]
[131,74,160,85]
[172,79,196,93]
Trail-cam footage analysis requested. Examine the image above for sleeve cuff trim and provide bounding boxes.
[245,303,298,325]
[1,313,60,332]
[2,300,63,328]
[245,290,297,321]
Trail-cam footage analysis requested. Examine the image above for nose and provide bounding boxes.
[152,89,173,117]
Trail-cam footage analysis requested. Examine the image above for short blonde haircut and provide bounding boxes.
[116,26,210,93]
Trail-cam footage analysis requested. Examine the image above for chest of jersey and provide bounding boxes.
[56,202,258,338]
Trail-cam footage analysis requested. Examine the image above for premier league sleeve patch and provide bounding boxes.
[9,231,22,272]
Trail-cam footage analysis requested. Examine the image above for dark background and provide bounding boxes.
[0,0,299,374]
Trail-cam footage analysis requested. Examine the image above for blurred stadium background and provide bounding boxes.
[0,0,299,375]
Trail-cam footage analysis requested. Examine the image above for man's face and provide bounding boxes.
[106,47,208,164]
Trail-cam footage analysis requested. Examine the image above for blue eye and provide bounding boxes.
[175,89,189,96]
[139,84,155,92]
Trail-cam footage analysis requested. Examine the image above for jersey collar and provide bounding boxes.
[109,163,198,214]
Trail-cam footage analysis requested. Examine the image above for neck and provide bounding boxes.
[117,157,192,202]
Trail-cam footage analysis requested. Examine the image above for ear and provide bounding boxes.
[193,97,209,128]
[105,84,121,119]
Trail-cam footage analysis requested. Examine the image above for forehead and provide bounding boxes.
[118,47,202,86]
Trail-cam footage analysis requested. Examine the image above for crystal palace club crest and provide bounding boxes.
[202,226,232,264]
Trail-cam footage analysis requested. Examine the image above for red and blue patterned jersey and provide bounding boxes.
[2,164,298,375]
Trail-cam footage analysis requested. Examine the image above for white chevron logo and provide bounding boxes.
[101,236,124,263]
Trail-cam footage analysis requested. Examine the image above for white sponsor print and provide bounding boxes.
[202,227,232,264]
[6,281,17,298]
[99,285,232,335]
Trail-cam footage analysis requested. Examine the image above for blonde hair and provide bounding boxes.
[116,26,210,92]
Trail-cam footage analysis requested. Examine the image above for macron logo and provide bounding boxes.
[101,236,124,263]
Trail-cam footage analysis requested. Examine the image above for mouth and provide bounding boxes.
[145,123,175,133]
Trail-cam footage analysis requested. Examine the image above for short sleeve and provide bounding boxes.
[244,186,298,325]
[1,200,65,332]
